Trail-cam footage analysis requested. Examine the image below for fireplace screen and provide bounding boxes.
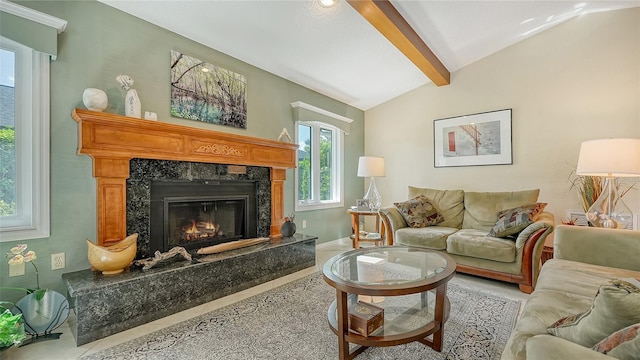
[149,180,259,253]
[166,197,246,248]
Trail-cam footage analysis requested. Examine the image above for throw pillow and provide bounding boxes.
[547,278,640,348]
[394,195,444,228]
[592,322,640,359]
[488,202,547,238]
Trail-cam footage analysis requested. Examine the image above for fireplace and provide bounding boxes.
[127,159,271,258]
[149,180,258,253]
[72,109,297,248]
[69,110,316,347]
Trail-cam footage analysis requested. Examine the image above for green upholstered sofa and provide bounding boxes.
[502,225,640,359]
[378,187,554,293]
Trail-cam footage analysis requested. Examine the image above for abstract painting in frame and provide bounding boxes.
[170,50,247,129]
[434,109,512,167]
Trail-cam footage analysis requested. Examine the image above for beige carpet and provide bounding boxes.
[82,272,520,360]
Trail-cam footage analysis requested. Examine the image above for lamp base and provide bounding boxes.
[585,177,632,229]
[363,177,381,210]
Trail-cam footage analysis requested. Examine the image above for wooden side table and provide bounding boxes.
[347,209,386,249]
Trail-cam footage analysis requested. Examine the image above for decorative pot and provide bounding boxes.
[125,89,141,118]
[82,88,108,112]
[280,219,297,237]
[87,233,138,275]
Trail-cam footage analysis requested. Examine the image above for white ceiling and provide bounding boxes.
[99,0,640,110]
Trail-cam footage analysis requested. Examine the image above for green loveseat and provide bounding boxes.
[378,187,554,293]
[502,225,640,359]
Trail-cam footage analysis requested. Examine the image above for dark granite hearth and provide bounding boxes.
[62,234,316,346]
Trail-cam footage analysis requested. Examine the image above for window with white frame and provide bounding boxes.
[0,36,50,241]
[295,121,344,211]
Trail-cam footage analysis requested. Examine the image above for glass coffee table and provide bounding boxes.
[322,246,456,359]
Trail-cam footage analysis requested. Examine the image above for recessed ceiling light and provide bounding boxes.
[319,0,339,8]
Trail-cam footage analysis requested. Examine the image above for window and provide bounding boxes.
[0,36,50,241]
[295,121,344,211]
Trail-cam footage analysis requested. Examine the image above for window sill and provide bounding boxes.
[295,201,344,212]
[0,227,50,242]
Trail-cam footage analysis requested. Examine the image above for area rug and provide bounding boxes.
[82,273,520,360]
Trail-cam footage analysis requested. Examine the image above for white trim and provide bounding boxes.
[0,0,67,33]
[290,101,354,124]
[33,50,50,239]
[294,121,345,212]
[0,39,50,241]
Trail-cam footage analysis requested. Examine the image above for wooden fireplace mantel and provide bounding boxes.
[72,109,298,245]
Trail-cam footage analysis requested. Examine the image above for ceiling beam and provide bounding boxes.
[347,0,450,86]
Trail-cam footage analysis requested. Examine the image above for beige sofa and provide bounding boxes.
[502,225,640,359]
[378,187,554,293]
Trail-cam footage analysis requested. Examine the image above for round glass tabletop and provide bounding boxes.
[327,246,451,287]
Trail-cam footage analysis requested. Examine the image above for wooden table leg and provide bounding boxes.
[351,213,360,249]
[432,283,447,352]
[336,289,350,359]
[379,216,386,246]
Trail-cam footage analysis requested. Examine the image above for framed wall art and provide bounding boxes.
[433,109,512,167]
[170,50,247,129]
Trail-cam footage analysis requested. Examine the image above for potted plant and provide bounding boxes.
[1,244,39,350]
[0,302,25,351]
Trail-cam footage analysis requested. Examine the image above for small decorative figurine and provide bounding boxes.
[116,74,141,118]
[278,128,292,142]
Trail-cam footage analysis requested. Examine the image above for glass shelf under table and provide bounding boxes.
[327,292,451,345]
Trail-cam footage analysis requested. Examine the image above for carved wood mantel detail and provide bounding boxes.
[72,109,298,246]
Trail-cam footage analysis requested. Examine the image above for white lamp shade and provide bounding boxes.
[576,138,640,177]
[357,156,385,177]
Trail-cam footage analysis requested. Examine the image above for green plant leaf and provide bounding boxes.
[0,301,13,312]
[33,289,47,301]
[0,309,25,348]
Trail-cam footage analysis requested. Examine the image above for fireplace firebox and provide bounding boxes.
[150,180,258,253]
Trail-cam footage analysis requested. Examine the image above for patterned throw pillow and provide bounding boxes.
[547,278,640,348]
[592,322,640,359]
[393,195,444,228]
[488,202,547,238]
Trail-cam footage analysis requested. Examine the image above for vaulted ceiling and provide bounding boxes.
[99,0,640,110]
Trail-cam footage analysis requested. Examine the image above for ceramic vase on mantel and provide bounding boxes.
[125,89,141,118]
[82,88,108,112]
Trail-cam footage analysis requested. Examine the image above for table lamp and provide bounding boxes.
[357,156,385,210]
[576,138,640,229]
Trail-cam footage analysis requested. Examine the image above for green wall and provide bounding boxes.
[0,1,364,299]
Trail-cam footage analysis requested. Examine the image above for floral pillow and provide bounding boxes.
[592,322,640,359]
[547,278,640,348]
[394,195,444,228]
[488,202,547,238]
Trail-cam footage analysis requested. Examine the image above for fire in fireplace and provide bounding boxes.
[150,180,258,253]
[167,196,245,243]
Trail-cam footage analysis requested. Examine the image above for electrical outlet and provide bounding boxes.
[51,253,65,270]
[302,220,307,229]
[9,262,25,277]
